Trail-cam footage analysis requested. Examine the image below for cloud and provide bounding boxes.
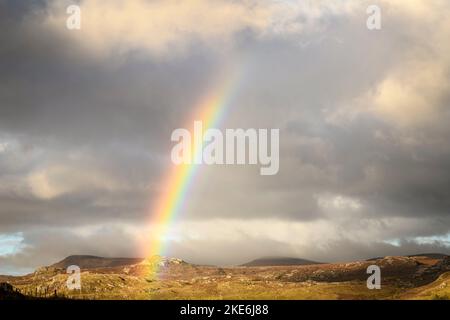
[0,233,25,257]
[370,46,450,128]
[44,0,272,57]
[28,163,124,200]
[1,0,450,273]
[0,224,144,274]
[341,0,450,128]
[166,217,450,264]
[42,0,361,58]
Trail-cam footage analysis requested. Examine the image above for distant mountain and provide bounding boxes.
[242,257,322,267]
[366,257,384,261]
[50,255,144,269]
[367,253,449,261]
[407,253,449,259]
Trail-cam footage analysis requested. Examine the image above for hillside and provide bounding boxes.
[50,255,144,269]
[242,257,321,267]
[0,282,26,300]
[1,254,449,300]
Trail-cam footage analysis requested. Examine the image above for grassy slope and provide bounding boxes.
[400,272,450,300]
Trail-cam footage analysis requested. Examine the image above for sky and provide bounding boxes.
[0,0,450,275]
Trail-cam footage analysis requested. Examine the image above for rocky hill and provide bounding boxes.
[50,255,144,269]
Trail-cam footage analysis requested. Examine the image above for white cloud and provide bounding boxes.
[43,0,361,58]
[371,59,450,127]
[0,142,9,153]
[28,163,123,199]
[0,233,25,257]
[324,0,450,129]
[317,194,362,212]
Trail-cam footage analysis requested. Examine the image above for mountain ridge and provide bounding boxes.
[50,255,145,269]
[241,256,322,267]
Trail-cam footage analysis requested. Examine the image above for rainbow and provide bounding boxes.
[144,66,243,274]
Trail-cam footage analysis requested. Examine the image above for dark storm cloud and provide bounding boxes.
[0,0,223,230]
[0,12,215,146]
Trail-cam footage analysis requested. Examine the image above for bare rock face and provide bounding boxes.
[139,256,186,268]
[435,256,450,271]
[382,256,419,266]
[170,258,185,265]
[34,266,60,275]
[412,255,450,283]
[139,255,164,267]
